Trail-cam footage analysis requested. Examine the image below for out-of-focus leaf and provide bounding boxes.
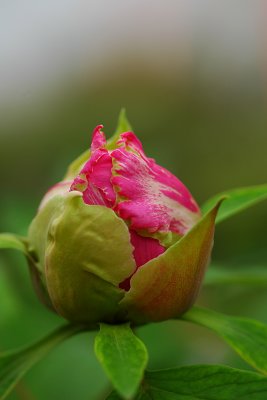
[204,264,267,286]
[95,323,148,399]
[182,307,267,375]
[0,324,84,400]
[0,234,27,254]
[107,365,267,399]
[202,184,267,224]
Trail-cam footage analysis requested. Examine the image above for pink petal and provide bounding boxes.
[111,131,201,235]
[119,230,165,291]
[91,124,106,151]
[70,126,116,207]
[130,230,165,267]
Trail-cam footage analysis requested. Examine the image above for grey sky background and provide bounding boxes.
[0,1,265,108]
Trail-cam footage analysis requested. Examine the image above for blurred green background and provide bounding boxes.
[0,1,267,399]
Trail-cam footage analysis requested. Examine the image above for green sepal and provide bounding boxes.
[64,109,132,180]
[107,108,133,150]
[29,191,136,323]
[64,148,91,181]
[120,199,224,324]
[28,194,69,311]
[95,323,148,399]
[28,195,66,273]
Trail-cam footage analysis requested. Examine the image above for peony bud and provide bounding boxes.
[28,121,221,325]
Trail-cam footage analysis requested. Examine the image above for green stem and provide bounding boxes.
[0,323,91,400]
[23,323,86,361]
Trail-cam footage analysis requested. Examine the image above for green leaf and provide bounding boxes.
[121,200,223,324]
[0,233,27,254]
[0,324,84,400]
[204,264,267,287]
[64,109,132,179]
[107,365,267,400]
[95,323,148,399]
[202,183,267,224]
[182,306,267,375]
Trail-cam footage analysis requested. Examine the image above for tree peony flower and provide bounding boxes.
[28,118,222,325]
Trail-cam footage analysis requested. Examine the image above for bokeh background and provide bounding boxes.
[0,1,267,399]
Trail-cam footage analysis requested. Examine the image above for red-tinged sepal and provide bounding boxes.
[119,198,224,324]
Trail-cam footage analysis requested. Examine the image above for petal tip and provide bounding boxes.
[91,125,106,151]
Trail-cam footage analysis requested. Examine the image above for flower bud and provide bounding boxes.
[28,122,221,325]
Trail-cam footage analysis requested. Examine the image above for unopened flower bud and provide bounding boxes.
[28,123,221,325]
